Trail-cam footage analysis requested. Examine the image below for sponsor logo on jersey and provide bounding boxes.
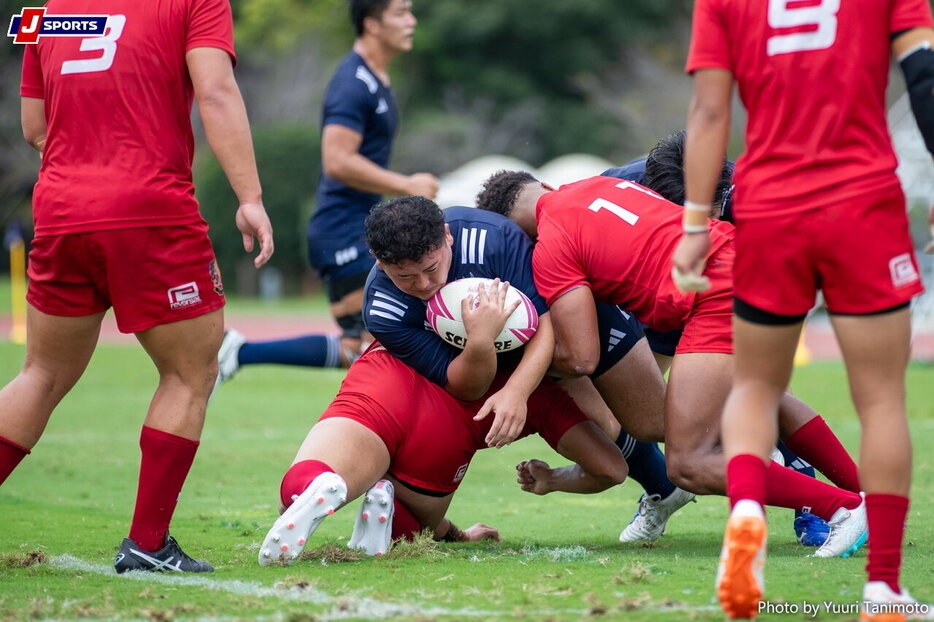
[209,260,224,296]
[8,7,108,44]
[453,463,469,483]
[444,331,513,352]
[889,253,919,289]
[167,282,202,310]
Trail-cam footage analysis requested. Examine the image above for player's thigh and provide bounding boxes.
[293,416,392,501]
[135,309,224,383]
[557,377,620,440]
[22,303,104,394]
[664,352,733,457]
[591,339,666,442]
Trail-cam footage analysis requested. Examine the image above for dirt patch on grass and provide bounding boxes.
[3,550,47,568]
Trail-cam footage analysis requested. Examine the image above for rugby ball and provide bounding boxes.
[426,277,539,352]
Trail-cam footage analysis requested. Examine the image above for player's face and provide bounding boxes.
[379,227,454,300]
[375,0,417,53]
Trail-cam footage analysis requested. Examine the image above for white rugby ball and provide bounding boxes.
[427,277,539,352]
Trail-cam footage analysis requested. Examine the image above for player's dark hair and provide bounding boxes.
[366,196,447,265]
[476,170,539,218]
[643,130,734,217]
[350,0,392,37]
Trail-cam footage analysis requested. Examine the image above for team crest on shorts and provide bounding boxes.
[889,253,919,289]
[209,260,225,296]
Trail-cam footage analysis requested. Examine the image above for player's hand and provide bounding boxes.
[671,232,711,292]
[407,173,440,199]
[475,386,528,448]
[516,459,553,495]
[462,279,521,346]
[463,523,502,542]
[235,201,275,268]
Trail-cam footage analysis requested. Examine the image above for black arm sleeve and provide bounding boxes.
[901,45,934,155]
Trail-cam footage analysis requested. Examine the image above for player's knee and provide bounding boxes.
[665,453,704,494]
[598,459,629,488]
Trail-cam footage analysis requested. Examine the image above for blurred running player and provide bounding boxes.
[258,343,627,564]
[1,0,273,573]
[678,0,934,617]
[214,0,438,387]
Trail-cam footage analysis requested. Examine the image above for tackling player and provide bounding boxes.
[678,0,934,617]
[214,0,438,387]
[258,342,628,564]
[362,196,695,541]
[476,172,866,560]
[0,0,273,573]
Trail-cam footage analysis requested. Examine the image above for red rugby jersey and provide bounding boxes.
[686,0,934,218]
[20,0,236,236]
[532,176,733,332]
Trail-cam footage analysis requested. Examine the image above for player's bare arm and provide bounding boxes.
[893,26,934,250]
[475,311,555,448]
[187,46,273,267]
[20,97,46,154]
[322,124,438,198]
[675,67,734,290]
[547,286,600,378]
[516,421,627,495]
[443,279,520,400]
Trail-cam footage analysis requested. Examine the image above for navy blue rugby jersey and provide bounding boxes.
[602,158,646,185]
[309,51,399,242]
[363,206,549,387]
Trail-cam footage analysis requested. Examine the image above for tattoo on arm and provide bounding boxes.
[439,521,467,543]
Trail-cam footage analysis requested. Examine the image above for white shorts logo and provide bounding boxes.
[453,463,469,483]
[889,253,919,289]
[167,282,202,309]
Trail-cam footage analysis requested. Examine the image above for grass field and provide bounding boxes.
[1,339,933,621]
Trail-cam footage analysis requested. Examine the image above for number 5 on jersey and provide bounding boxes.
[61,14,126,75]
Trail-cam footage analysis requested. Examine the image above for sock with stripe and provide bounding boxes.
[129,426,200,552]
[238,335,342,368]
[615,432,676,498]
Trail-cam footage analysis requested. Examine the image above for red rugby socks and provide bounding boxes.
[726,454,768,507]
[765,461,861,520]
[784,415,861,492]
[128,426,199,552]
[865,493,909,593]
[279,460,335,508]
[391,498,422,541]
[0,434,30,486]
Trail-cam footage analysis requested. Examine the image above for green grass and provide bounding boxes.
[1,344,932,621]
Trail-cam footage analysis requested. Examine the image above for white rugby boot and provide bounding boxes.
[619,487,696,542]
[812,493,868,558]
[348,479,395,556]
[258,471,347,566]
[860,581,934,621]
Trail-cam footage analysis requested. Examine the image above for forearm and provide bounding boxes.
[198,86,262,204]
[445,342,498,400]
[327,153,412,196]
[535,464,618,495]
[502,312,553,396]
[685,89,731,209]
[433,518,468,542]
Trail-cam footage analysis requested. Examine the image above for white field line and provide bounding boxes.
[49,555,718,620]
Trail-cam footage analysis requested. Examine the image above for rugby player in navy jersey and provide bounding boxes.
[213,0,438,389]
[362,196,695,542]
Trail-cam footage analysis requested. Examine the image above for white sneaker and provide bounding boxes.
[210,329,246,401]
[861,581,934,621]
[258,472,347,566]
[348,479,395,556]
[769,447,785,467]
[812,493,868,558]
[716,499,767,620]
[619,487,696,542]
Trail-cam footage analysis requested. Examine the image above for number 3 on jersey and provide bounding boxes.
[767,0,839,57]
[61,15,126,75]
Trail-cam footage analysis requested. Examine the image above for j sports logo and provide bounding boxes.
[8,7,107,44]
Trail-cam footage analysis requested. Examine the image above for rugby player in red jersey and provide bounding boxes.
[679,0,934,617]
[476,172,867,556]
[0,0,273,573]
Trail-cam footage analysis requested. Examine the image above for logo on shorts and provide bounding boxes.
[8,7,108,44]
[889,253,919,289]
[453,463,469,483]
[167,282,202,310]
[209,260,224,296]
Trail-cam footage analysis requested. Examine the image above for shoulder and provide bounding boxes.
[364,269,419,325]
[328,53,378,96]
[602,159,647,184]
